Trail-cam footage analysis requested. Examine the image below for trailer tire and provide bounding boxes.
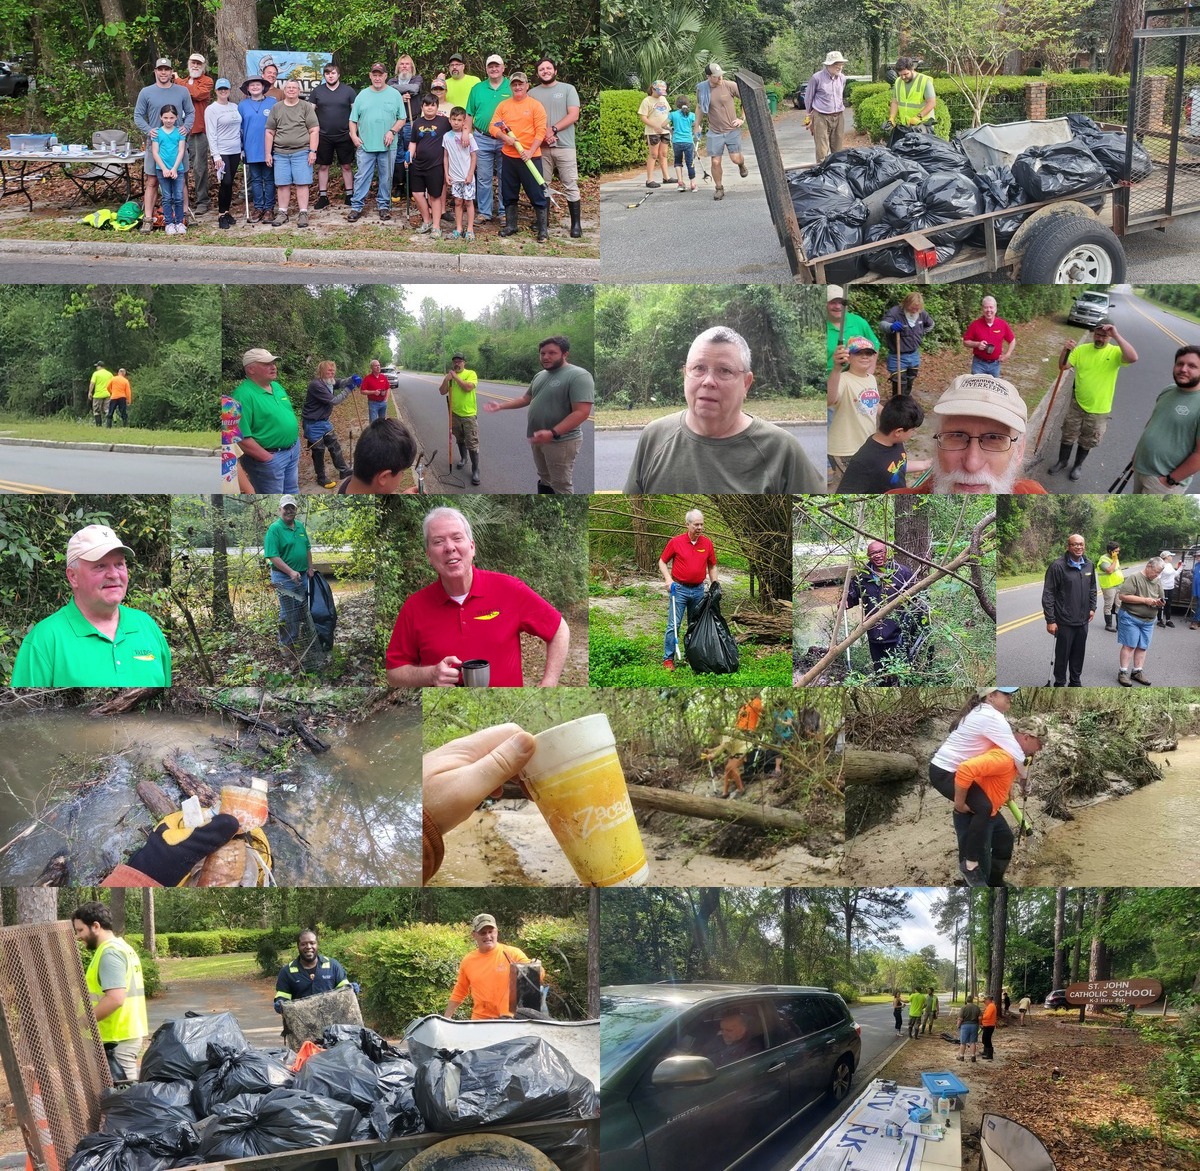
[405,1134,560,1171]
[1019,214,1127,284]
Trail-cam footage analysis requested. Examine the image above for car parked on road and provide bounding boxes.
[0,61,30,99]
[381,364,401,390]
[601,983,862,1171]
[1067,291,1113,327]
[1044,989,1069,1009]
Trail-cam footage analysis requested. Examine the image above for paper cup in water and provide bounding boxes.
[521,713,648,886]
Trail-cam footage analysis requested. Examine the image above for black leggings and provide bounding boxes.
[931,762,994,862]
[218,153,241,215]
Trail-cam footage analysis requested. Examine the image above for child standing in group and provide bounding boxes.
[409,93,452,238]
[669,97,697,192]
[152,105,188,234]
[443,106,478,240]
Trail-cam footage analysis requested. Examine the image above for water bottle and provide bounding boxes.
[48,133,58,154]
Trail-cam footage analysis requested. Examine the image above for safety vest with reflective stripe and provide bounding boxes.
[1097,555,1123,589]
[894,73,935,123]
[85,936,148,1044]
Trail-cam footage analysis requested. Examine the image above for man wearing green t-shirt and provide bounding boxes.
[483,335,593,493]
[231,347,301,494]
[439,352,481,485]
[10,524,171,689]
[1131,344,1200,493]
[348,63,406,222]
[264,495,313,650]
[88,362,115,428]
[444,53,481,111]
[1050,321,1138,481]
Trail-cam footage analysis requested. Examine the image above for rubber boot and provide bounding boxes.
[1049,443,1073,474]
[537,479,555,493]
[498,205,519,237]
[469,450,480,486]
[535,204,549,244]
[325,433,350,479]
[1069,448,1089,481]
[568,199,582,238]
[311,443,327,486]
[1104,610,1114,631]
[456,441,467,470]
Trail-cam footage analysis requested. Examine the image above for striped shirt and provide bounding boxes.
[804,68,846,114]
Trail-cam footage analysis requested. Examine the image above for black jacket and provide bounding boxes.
[848,561,916,644]
[302,377,355,425]
[1042,554,1097,626]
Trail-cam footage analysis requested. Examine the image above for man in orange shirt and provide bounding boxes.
[105,368,132,428]
[445,913,537,1019]
[980,993,999,1059]
[490,71,549,243]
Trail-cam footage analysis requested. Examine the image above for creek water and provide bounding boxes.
[0,706,420,886]
[1021,739,1200,885]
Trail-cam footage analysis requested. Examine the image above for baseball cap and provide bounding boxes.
[67,525,134,567]
[1161,550,1175,558]
[978,686,1020,698]
[452,352,466,360]
[449,52,465,63]
[709,62,724,77]
[510,71,529,85]
[280,495,298,510]
[826,285,846,303]
[242,346,280,366]
[215,78,231,90]
[471,913,497,932]
[486,54,504,66]
[369,62,387,73]
[1013,715,1048,742]
[188,53,206,65]
[933,373,1028,435]
[154,58,173,69]
[846,336,876,354]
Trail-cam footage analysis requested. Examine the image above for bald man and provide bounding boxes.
[1041,533,1096,687]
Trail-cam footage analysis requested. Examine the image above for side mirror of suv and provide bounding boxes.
[651,1055,717,1087]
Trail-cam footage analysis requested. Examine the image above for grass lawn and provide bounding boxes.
[855,993,906,1005]
[594,398,826,427]
[0,417,215,447]
[158,952,262,981]
[998,572,1047,590]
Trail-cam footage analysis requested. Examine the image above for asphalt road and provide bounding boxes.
[997,562,1200,685]
[0,444,218,493]
[1124,217,1200,282]
[1025,290,1200,492]
[393,371,595,495]
[594,423,825,492]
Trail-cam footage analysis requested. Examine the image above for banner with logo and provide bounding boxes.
[245,50,333,95]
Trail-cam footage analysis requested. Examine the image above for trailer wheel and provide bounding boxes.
[405,1134,560,1171]
[1019,214,1127,284]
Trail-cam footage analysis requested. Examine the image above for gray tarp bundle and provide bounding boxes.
[979,1113,1057,1171]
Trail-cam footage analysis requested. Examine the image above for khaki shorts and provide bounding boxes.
[1060,396,1110,448]
[452,414,479,451]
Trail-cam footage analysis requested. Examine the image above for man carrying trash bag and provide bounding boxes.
[659,507,718,671]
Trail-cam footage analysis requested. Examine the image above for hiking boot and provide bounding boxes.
[140,219,154,233]
[738,160,748,177]
[321,479,337,490]
[297,211,309,228]
[314,193,330,210]
[714,186,724,200]
[663,658,675,671]
[347,209,363,222]
[1118,671,1133,687]
[380,209,391,221]
[271,211,289,227]
[1130,670,1152,685]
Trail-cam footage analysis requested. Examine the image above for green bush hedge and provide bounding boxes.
[159,928,283,958]
[575,93,601,177]
[856,93,952,142]
[599,90,651,170]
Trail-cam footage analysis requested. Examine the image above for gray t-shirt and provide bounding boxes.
[134,83,195,138]
[97,945,131,991]
[531,81,580,148]
[1118,571,1163,619]
[527,363,595,440]
[624,412,824,494]
[1133,386,1200,481]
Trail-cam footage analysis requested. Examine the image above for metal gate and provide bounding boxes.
[0,921,110,1171]
[1119,10,1200,229]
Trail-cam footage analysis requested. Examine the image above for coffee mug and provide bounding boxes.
[461,658,490,687]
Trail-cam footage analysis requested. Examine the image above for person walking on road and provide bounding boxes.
[958,995,982,1062]
[803,52,847,163]
[439,352,481,484]
[1116,556,1165,686]
[702,63,748,202]
[638,81,672,189]
[980,994,998,1059]
[1050,321,1138,481]
[1042,533,1096,687]
[1130,345,1200,493]
[907,988,926,1039]
[105,368,132,427]
[886,58,936,133]
[962,296,1016,376]
[1097,540,1123,632]
[1157,551,1178,628]
[1017,994,1031,1024]
[921,987,938,1035]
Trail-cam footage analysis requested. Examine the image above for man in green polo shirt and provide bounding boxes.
[1050,321,1138,481]
[439,352,481,485]
[264,495,314,651]
[465,55,511,223]
[231,346,301,494]
[10,524,171,688]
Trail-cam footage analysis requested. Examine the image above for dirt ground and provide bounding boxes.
[522,601,588,688]
[877,1013,1200,1170]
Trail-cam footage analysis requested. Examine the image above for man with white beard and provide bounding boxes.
[889,373,1047,494]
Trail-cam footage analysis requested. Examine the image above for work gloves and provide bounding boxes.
[125,813,241,886]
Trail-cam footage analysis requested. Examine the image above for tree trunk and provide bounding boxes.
[626,784,810,832]
[215,0,260,92]
[97,0,142,107]
[711,495,791,602]
[782,888,796,984]
[109,889,126,935]
[15,888,57,923]
[1088,889,1111,982]
[142,889,157,957]
[1108,0,1146,75]
[587,889,599,1018]
[1071,888,1086,981]
[838,749,920,783]
[628,496,656,574]
[1053,887,1067,990]
[212,495,234,627]
[893,495,932,573]
[989,887,1008,1008]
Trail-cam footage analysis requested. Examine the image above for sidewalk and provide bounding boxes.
[600,107,819,283]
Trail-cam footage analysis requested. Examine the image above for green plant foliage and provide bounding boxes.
[598,89,653,170]
[134,942,161,998]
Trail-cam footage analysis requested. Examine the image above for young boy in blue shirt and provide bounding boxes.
[669,98,697,192]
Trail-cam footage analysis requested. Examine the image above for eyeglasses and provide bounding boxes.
[684,363,747,382]
[934,432,1015,452]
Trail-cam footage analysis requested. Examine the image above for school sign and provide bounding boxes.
[1065,978,1163,1006]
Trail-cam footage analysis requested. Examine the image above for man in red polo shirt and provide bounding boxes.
[384,506,568,687]
[961,296,1016,377]
[659,507,718,670]
[361,359,392,424]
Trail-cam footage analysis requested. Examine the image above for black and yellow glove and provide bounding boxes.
[126,814,242,886]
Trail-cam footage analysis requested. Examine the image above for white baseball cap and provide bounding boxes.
[280,495,298,510]
[67,525,134,567]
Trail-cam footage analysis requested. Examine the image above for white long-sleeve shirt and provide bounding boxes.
[206,101,243,159]
[931,703,1027,776]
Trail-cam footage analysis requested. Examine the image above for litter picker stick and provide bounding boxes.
[492,120,563,207]
[1108,458,1134,495]
[242,162,251,224]
[446,390,453,474]
[894,321,903,399]
[1035,329,1091,454]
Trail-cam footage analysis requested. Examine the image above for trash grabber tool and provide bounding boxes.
[1107,458,1134,494]
[1034,364,1068,454]
[492,119,561,204]
[893,322,903,398]
[242,161,251,224]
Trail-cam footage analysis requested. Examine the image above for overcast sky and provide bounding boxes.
[897,888,957,960]
[399,284,514,319]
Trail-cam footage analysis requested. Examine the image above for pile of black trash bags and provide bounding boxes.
[787,117,1151,278]
[67,1012,598,1171]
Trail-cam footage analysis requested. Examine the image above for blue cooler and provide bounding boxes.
[921,1069,969,1108]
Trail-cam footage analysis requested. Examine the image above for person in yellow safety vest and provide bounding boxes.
[88,362,115,428]
[887,57,936,130]
[71,901,148,1081]
[1097,540,1124,632]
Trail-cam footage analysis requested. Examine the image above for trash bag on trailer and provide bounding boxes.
[969,165,1032,246]
[888,126,973,174]
[100,1081,197,1135]
[292,1042,380,1111]
[883,172,982,245]
[198,1089,358,1160]
[321,1024,405,1064]
[864,221,959,278]
[193,1043,295,1116]
[410,1035,598,1132]
[801,201,868,277]
[785,170,858,223]
[308,570,337,650]
[1012,141,1108,201]
[683,581,740,675]
[368,1058,425,1140]
[140,1012,248,1083]
[820,146,927,198]
[66,1123,199,1171]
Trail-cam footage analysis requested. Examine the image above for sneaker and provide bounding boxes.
[714,186,724,200]
[218,213,234,229]
[451,229,463,238]
[140,219,154,233]
[1166,620,1176,627]
[314,194,330,210]
[177,223,187,235]
[677,183,685,191]
[297,211,309,228]
[321,480,337,490]
[645,180,660,188]
[416,220,432,234]
[663,658,675,671]
[465,231,475,241]
[431,228,442,239]
[271,211,289,227]
[379,209,391,221]
[1130,670,1152,685]
[690,182,697,191]
[960,861,987,887]
[1118,671,1133,687]
[164,223,176,235]
[347,209,363,222]
[738,161,749,177]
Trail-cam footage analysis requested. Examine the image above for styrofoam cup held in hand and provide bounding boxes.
[521,713,649,886]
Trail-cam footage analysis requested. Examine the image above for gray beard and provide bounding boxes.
[397,70,413,82]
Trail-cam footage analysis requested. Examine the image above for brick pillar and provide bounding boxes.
[1142,73,1167,132]
[1025,81,1047,121]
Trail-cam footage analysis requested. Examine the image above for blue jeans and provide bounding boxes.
[367,398,388,422]
[352,144,396,211]
[270,569,309,646]
[473,133,504,218]
[885,349,921,374]
[246,161,275,212]
[665,582,707,661]
[240,438,300,493]
[971,357,1002,376]
[302,419,333,444]
[673,142,695,178]
[158,173,184,225]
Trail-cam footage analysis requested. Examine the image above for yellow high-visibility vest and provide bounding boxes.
[85,936,148,1044]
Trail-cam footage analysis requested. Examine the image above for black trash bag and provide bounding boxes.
[864,221,959,278]
[970,165,1032,246]
[140,1012,248,1083]
[819,146,928,199]
[198,1089,358,1160]
[308,570,337,650]
[369,1058,425,1140]
[100,1081,196,1135]
[193,1043,295,1116]
[682,581,740,675]
[785,170,858,223]
[67,1124,199,1171]
[889,127,973,175]
[410,1035,598,1132]
[1065,112,1152,180]
[292,1043,379,1111]
[883,172,982,245]
[320,1024,405,1064]
[802,206,867,282]
[1012,141,1108,201]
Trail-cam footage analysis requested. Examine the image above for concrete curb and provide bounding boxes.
[0,436,216,456]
